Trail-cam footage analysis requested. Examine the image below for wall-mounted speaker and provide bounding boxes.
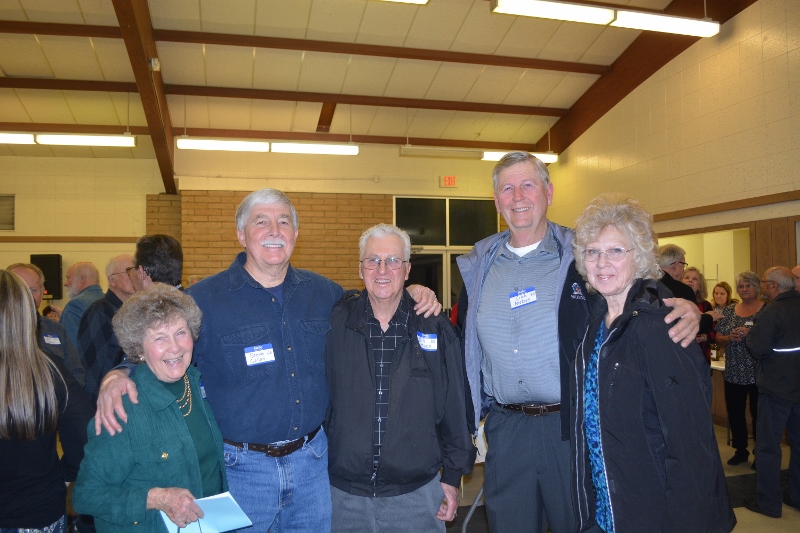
[30,254,62,300]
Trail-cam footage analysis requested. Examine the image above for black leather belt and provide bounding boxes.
[224,426,320,458]
[498,402,561,416]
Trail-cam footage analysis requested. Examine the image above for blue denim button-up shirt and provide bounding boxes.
[188,252,343,444]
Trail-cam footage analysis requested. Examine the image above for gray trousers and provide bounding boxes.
[484,402,599,533]
[330,474,445,533]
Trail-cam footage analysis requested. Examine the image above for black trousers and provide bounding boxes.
[724,381,758,451]
[755,392,800,515]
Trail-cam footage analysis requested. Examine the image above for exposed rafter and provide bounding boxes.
[0,77,568,118]
[0,122,150,135]
[111,0,175,193]
[166,84,567,117]
[0,20,609,76]
[316,103,337,133]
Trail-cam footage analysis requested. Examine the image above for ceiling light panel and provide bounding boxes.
[176,138,270,152]
[611,11,720,37]
[0,133,36,144]
[35,134,136,147]
[491,0,615,26]
[271,143,359,156]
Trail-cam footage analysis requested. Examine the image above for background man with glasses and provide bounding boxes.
[77,254,136,404]
[324,223,472,532]
[457,152,700,533]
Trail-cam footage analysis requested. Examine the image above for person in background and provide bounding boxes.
[126,235,184,291]
[78,255,136,404]
[0,270,93,533]
[744,266,800,518]
[792,265,800,292]
[43,305,62,322]
[712,281,738,314]
[716,271,765,468]
[570,194,735,533]
[325,224,473,532]
[683,266,714,362]
[74,284,227,533]
[61,262,104,347]
[8,263,86,386]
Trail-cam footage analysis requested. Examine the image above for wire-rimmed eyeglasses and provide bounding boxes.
[360,257,407,270]
[583,248,633,263]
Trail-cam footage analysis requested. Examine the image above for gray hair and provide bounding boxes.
[736,271,761,292]
[359,224,411,261]
[657,243,686,270]
[573,194,661,287]
[235,189,299,231]
[764,266,795,292]
[106,255,134,277]
[492,151,550,191]
[69,262,100,285]
[6,263,45,288]
[113,283,202,363]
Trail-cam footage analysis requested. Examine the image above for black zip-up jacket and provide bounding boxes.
[324,290,474,497]
[570,278,735,533]
[747,289,800,402]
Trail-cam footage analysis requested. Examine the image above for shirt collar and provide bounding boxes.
[498,223,559,259]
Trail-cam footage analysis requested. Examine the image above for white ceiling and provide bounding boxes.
[0,0,674,159]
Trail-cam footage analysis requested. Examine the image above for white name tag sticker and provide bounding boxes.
[43,334,61,345]
[417,333,438,352]
[244,344,275,366]
[509,287,537,309]
[744,320,754,327]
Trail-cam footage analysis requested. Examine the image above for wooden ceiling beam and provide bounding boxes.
[533,0,759,155]
[111,0,176,193]
[0,77,137,93]
[166,84,568,117]
[316,103,337,133]
[0,122,150,135]
[153,28,609,76]
[0,20,608,75]
[0,20,121,38]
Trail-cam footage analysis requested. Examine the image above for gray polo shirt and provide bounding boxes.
[476,230,561,405]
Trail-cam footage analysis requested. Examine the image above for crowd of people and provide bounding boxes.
[1,151,799,533]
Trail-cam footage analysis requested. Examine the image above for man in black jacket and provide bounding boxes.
[324,224,473,532]
[745,266,800,518]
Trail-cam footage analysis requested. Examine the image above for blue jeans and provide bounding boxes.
[224,427,332,533]
[2,515,66,533]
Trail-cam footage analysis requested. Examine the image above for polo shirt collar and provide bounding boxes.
[498,222,559,260]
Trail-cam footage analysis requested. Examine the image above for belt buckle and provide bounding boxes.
[521,404,545,416]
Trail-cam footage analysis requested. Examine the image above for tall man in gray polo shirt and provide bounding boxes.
[457,151,701,533]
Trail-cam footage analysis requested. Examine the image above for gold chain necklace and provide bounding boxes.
[176,374,192,417]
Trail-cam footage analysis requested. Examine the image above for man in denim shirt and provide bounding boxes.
[95,189,440,532]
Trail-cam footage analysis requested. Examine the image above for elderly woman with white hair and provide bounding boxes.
[569,194,735,533]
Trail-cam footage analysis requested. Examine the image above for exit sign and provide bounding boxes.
[440,175,457,187]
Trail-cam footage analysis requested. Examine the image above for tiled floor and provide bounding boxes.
[456,425,798,532]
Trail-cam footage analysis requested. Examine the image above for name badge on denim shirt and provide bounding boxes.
[43,334,61,345]
[417,333,438,351]
[509,287,537,309]
[244,344,275,366]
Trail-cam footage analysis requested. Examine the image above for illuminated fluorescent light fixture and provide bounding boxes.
[35,134,136,147]
[491,0,614,25]
[271,142,359,156]
[176,138,270,152]
[483,151,558,164]
[0,133,35,144]
[491,0,719,38]
[379,0,428,4]
[611,11,719,38]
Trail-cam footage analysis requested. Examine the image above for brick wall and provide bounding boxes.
[181,191,393,290]
[145,194,182,243]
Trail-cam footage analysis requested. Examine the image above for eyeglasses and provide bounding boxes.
[360,257,407,270]
[670,261,688,267]
[109,271,128,277]
[583,248,633,263]
[125,266,138,275]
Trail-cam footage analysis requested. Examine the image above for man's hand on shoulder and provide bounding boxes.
[663,297,701,348]
[95,369,138,436]
[408,284,442,318]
